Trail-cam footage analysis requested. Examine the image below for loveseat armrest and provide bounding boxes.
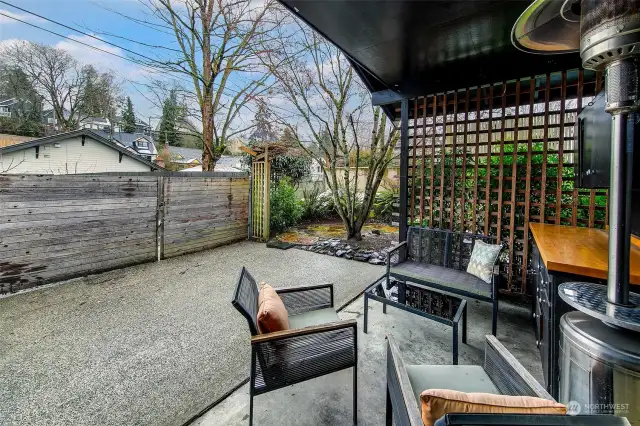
[387,241,407,274]
[276,283,333,315]
[436,414,631,426]
[386,334,424,426]
[484,335,553,400]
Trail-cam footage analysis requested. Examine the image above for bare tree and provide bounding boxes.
[261,22,398,240]
[0,156,26,174]
[1,42,86,131]
[144,0,282,170]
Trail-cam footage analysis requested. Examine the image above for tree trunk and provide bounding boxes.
[346,221,363,241]
[202,117,215,171]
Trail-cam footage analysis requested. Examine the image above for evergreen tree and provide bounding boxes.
[158,89,183,146]
[248,102,278,145]
[121,97,136,133]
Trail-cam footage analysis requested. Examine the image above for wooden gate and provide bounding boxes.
[250,147,270,241]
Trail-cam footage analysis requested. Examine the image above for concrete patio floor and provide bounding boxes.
[194,292,542,426]
[0,241,384,426]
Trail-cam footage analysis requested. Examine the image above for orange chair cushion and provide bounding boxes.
[257,282,289,334]
[420,389,567,426]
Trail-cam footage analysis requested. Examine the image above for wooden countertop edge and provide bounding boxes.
[530,224,640,284]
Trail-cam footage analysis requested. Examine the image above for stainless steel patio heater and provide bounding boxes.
[513,0,640,421]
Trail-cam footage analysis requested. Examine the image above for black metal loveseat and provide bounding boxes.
[386,334,631,426]
[231,267,357,425]
[387,227,500,335]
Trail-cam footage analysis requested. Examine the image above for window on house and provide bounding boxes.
[137,141,148,148]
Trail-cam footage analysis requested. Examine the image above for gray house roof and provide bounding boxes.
[0,97,18,107]
[166,146,201,162]
[94,130,158,156]
[0,129,161,170]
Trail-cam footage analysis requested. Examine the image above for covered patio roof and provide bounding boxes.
[280,0,582,120]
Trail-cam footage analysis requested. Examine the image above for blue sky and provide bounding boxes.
[0,0,186,125]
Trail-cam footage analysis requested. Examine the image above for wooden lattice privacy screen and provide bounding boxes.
[404,69,608,296]
[251,150,271,241]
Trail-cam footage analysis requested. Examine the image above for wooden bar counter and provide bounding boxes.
[529,223,640,284]
[528,223,640,400]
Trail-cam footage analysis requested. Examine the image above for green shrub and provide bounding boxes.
[301,184,335,220]
[373,189,399,223]
[270,178,303,232]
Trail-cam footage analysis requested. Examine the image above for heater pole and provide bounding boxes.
[605,58,638,307]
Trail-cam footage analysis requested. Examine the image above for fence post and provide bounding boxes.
[156,175,166,260]
[263,146,270,240]
[248,172,253,239]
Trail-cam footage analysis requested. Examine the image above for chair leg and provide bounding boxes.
[364,294,368,334]
[492,298,499,337]
[249,392,254,426]
[383,302,387,314]
[353,364,358,424]
[386,387,393,426]
[250,349,256,426]
[462,303,467,344]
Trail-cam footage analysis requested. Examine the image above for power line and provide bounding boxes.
[0,1,171,63]
[0,8,275,104]
[0,6,324,125]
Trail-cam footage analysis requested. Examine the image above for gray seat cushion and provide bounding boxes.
[390,262,492,298]
[405,365,499,408]
[288,307,339,329]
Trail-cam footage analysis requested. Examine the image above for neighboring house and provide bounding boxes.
[42,108,71,128]
[0,98,18,118]
[310,158,324,182]
[114,117,151,135]
[80,116,111,132]
[0,133,38,148]
[226,138,245,155]
[183,155,244,173]
[0,129,160,174]
[165,145,201,170]
[94,130,158,162]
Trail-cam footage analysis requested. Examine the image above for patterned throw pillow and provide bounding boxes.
[466,240,502,283]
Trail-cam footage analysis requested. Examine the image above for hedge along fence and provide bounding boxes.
[403,69,607,296]
[0,172,249,294]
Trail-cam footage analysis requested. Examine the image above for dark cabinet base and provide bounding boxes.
[530,241,605,399]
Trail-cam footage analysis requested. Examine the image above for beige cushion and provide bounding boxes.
[466,240,502,283]
[419,389,567,426]
[257,283,289,334]
[406,365,499,407]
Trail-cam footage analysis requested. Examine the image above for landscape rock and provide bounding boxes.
[353,254,371,262]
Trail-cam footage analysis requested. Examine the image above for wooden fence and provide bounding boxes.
[403,69,607,296]
[0,173,249,294]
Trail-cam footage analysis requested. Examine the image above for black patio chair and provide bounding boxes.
[231,267,358,425]
[386,334,630,426]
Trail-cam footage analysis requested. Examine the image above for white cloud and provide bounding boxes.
[55,34,123,68]
[0,9,44,24]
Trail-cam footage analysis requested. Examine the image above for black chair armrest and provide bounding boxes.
[251,319,355,344]
[436,414,631,426]
[275,283,334,314]
[251,320,357,393]
[484,335,553,400]
[386,335,424,426]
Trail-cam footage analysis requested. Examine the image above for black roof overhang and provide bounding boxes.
[279,0,583,121]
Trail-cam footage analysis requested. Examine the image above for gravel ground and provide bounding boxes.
[0,241,383,426]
